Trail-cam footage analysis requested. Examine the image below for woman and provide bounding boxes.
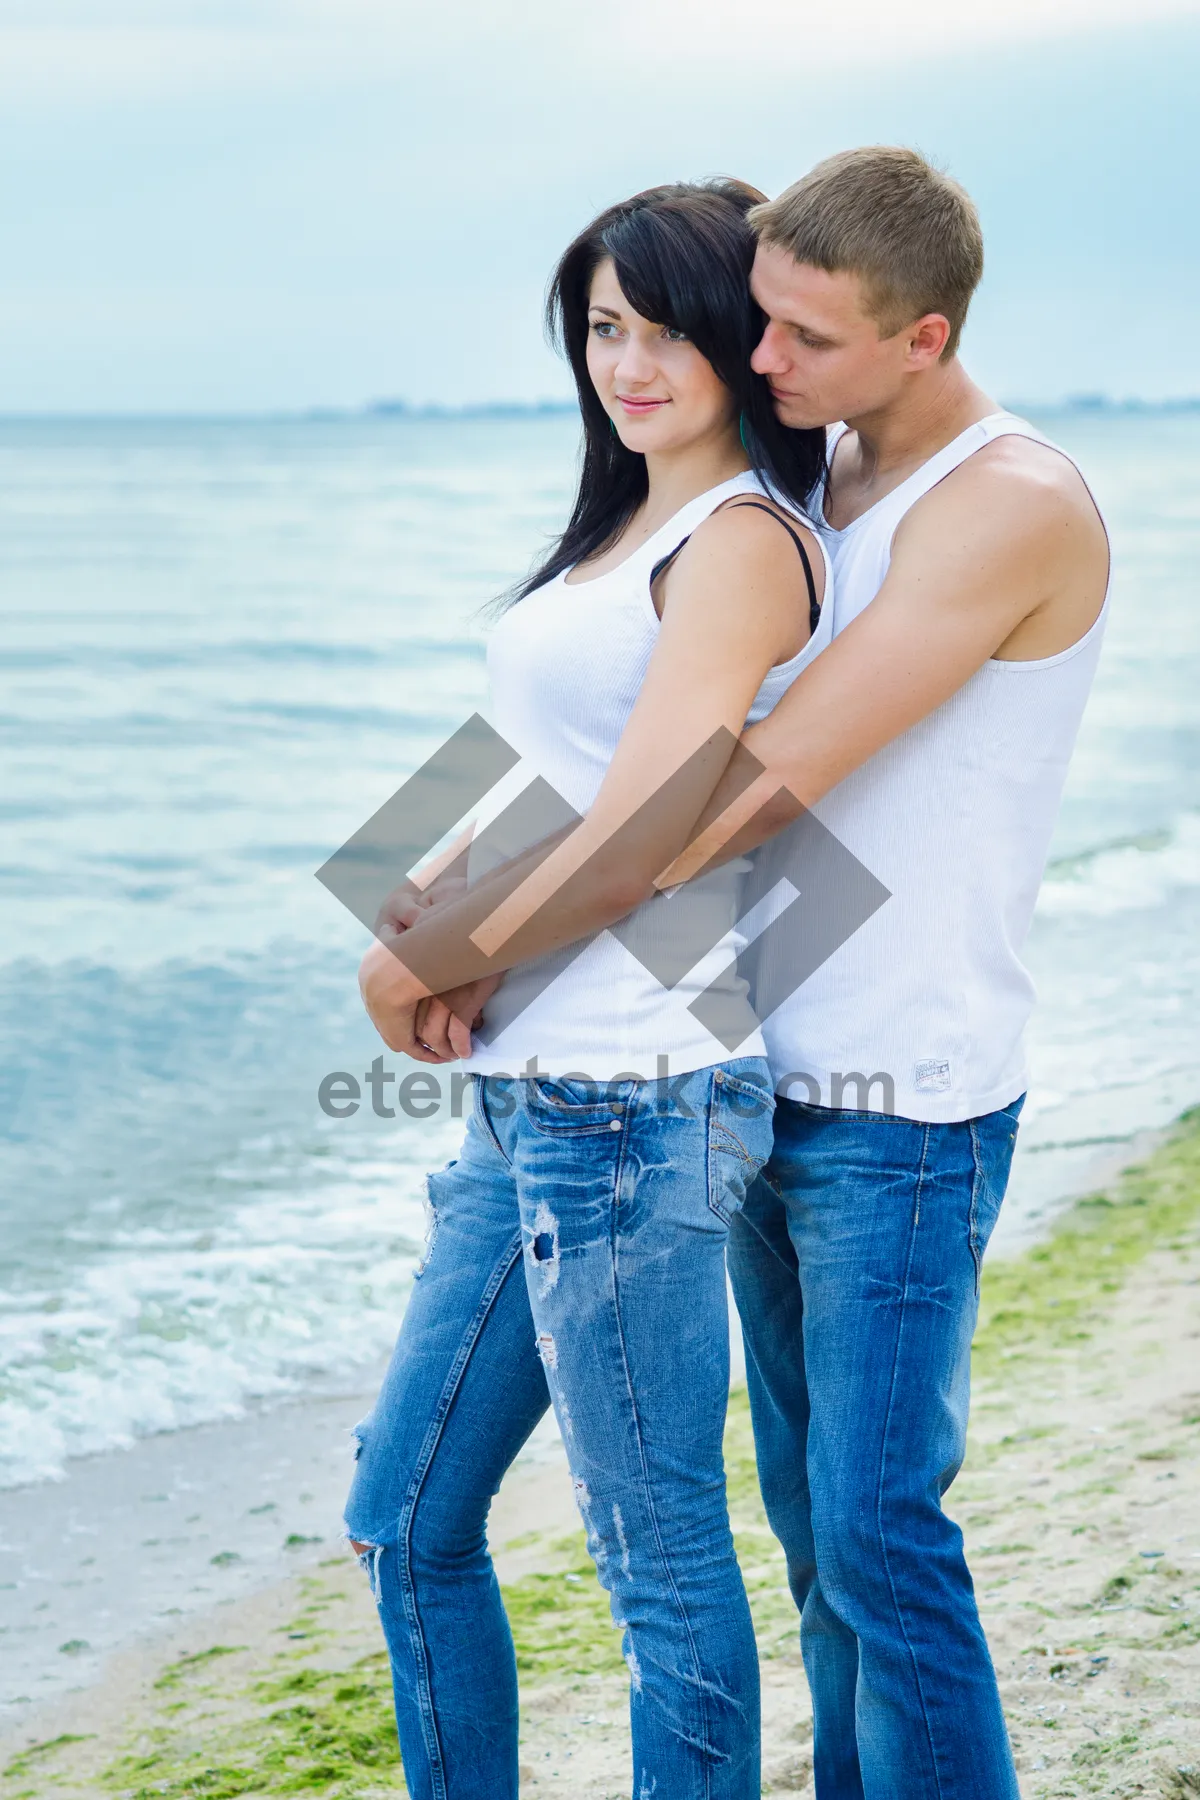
[348,179,831,1799]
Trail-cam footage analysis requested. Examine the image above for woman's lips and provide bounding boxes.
[617,396,669,414]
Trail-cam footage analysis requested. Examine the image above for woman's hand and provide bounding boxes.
[358,950,498,1063]
[415,974,504,1061]
[358,936,445,1061]
[360,824,490,1060]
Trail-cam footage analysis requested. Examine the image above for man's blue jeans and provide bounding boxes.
[345,1061,775,1800]
[727,1095,1025,1800]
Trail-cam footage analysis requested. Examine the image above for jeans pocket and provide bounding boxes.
[707,1065,775,1224]
[523,1077,628,1136]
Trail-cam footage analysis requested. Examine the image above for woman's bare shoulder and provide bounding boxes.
[682,494,825,603]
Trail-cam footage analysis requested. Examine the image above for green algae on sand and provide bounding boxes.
[975,1105,1200,1374]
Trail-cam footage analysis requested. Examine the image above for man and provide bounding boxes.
[680,147,1109,1800]
[360,147,1109,1798]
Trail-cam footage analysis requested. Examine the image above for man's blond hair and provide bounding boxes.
[750,147,983,360]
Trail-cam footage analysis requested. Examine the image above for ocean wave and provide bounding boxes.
[1037,812,1200,917]
[0,940,464,1489]
[0,1171,430,1490]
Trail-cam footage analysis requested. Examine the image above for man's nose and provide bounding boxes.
[751,322,789,375]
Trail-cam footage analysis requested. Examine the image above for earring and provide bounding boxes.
[738,413,749,452]
[610,419,619,438]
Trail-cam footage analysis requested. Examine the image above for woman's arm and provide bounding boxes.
[359,503,822,1058]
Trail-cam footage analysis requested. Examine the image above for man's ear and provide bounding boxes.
[906,313,952,367]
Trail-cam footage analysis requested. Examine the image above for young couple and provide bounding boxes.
[346,148,1110,1799]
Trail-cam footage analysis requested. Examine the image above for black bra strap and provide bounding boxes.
[649,501,821,634]
[724,501,821,633]
[649,537,691,587]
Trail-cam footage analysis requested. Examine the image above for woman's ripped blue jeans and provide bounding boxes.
[344,1062,774,1800]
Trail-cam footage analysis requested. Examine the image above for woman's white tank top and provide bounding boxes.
[760,412,1110,1122]
[461,470,834,1080]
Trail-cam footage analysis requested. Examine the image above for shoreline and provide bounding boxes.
[0,1367,570,1726]
[3,1113,1199,1797]
[0,1109,1171,1512]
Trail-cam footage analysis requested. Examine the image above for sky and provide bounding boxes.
[1,0,1199,412]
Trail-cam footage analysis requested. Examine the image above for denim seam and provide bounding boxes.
[708,1069,759,1224]
[610,1118,715,1794]
[967,1119,985,1299]
[526,1080,631,1137]
[473,1076,512,1165]
[394,1227,526,1798]
[736,1178,793,1266]
[531,1079,624,1113]
[712,1069,773,1106]
[611,1104,630,1201]
[874,1123,947,1800]
[790,1101,903,1124]
[706,1073,730,1225]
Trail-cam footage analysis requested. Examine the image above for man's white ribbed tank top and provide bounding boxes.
[760,412,1110,1123]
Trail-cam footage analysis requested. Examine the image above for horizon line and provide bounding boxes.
[0,393,1198,424]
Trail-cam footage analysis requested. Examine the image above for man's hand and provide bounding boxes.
[373,871,468,939]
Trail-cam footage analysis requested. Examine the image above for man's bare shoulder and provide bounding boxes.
[889,431,1109,659]
[906,432,1106,552]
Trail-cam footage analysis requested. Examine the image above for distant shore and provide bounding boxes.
[3,1111,1198,1799]
[3,394,1200,425]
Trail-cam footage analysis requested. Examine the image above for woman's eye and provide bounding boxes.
[590,321,619,338]
[663,327,689,342]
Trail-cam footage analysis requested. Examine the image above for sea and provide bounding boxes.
[2,408,1199,1496]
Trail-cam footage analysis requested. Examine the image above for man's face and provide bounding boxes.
[749,241,926,429]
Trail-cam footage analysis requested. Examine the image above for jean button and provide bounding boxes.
[610,1102,623,1114]
[714,1069,724,1084]
[609,1118,622,1131]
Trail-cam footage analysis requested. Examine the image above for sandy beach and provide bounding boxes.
[3,1112,1199,1800]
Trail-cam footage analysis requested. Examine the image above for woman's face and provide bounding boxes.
[585,258,736,456]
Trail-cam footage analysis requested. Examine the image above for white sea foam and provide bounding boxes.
[1037,812,1200,918]
[0,1158,446,1489]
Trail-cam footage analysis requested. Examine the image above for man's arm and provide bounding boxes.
[371,443,1106,1055]
[359,503,818,1057]
[658,440,1110,883]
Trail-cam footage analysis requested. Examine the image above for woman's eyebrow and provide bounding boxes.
[588,305,623,319]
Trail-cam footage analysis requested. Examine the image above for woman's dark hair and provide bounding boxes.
[512,179,826,602]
